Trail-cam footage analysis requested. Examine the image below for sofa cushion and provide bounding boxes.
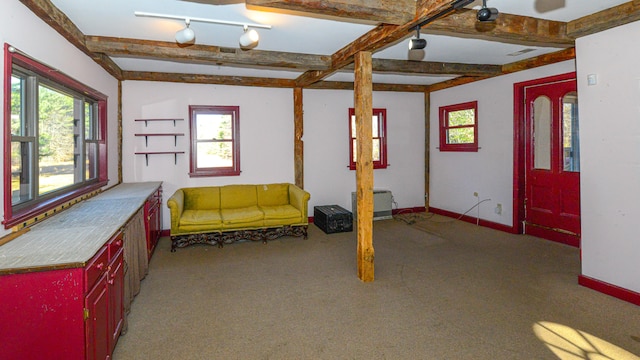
[220,185,258,209]
[257,183,290,207]
[260,204,301,220]
[180,209,222,226]
[221,206,264,225]
[183,187,220,210]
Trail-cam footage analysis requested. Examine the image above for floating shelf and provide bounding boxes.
[134,118,184,127]
[135,151,185,166]
[135,133,184,146]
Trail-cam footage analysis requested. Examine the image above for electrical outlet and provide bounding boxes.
[495,203,502,215]
[473,192,478,197]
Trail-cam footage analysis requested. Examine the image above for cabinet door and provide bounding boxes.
[108,250,125,353]
[85,273,110,360]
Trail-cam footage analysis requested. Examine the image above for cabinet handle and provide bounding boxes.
[115,240,123,247]
[108,279,114,285]
[96,262,105,270]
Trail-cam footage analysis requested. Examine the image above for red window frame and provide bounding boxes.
[439,101,479,152]
[188,105,241,177]
[348,108,388,170]
[3,44,108,229]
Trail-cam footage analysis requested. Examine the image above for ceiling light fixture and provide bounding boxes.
[408,27,427,50]
[134,11,271,48]
[175,19,195,44]
[239,25,260,50]
[477,0,499,22]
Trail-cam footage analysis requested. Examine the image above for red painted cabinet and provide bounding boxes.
[144,186,163,259]
[0,232,124,360]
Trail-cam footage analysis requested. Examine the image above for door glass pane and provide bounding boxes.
[563,92,580,172]
[533,96,551,170]
[38,85,75,195]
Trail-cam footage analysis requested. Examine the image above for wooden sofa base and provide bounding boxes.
[170,225,308,252]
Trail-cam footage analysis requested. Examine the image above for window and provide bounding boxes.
[4,44,108,228]
[439,101,478,152]
[348,108,387,170]
[189,105,240,177]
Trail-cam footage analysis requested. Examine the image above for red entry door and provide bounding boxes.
[524,78,580,246]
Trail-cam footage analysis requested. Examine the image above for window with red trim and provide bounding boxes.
[348,108,387,170]
[439,101,478,152]
[4,44,108,229]
[189,105,240,177]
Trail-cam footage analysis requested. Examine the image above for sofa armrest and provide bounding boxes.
[167,189,185,232]
[288,184,310,221]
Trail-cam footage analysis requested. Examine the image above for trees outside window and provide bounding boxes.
[5,44,107,228]
[439,101,478,152]
[348,108,387,170]
[189,105,240,177]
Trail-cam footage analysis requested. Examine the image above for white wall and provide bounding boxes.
[429,60,575,227]
[576,21,640,293]
[0,1,119,237]
[303,90,426,212]
[122,83,427,226]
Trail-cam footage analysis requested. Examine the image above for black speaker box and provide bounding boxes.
[314,205,353,234]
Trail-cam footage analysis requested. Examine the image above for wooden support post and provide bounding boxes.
[424,91,430,212]
[354,51,374,282]
[293,87,304,189]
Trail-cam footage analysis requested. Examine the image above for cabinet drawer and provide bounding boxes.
[85,246,108,290]
[108,233,124,260]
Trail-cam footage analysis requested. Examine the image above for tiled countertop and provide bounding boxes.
[0,182,162,274]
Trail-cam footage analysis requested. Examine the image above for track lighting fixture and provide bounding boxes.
[134,11,271,48]
[175,19,195,44]
[408,27,427,50]
[239,25,260,50]
[477,0,499,22]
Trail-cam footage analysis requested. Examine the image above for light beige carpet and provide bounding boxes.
[113,214,640,359]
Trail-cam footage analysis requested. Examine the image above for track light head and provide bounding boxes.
[175,19,195,44]
[239,26,259,50]
[408,27,427,50]
[477,0,499,22]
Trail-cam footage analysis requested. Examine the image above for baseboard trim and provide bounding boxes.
[428,207,516,234]
[160,229,171,237]
[578,275,640,306]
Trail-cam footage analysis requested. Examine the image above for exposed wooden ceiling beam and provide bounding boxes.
[345,58,502,76]
[121,70,429,92]
[246,0,414,25]
[426,9,574,48]
[567,1,640,38]
[85,36,330,70]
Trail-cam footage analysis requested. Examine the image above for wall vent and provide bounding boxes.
[351,190,393,221]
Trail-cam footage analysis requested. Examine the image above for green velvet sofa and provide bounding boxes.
[167,183,310,251]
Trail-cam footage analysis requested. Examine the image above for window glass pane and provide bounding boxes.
[11,75,24,136]
[563,92,580,172]
[85,102,93,140]
[86,142,98,180]
[197,114,232,140]
[448,109,475,126]
[372,138,380,161]
[446,127,475,144]
[11,141,33,205]
[351,115,356,138]
[533,96,551,170]
[38,85,76,195]
[371,115,379,138]
[197,141,233,168]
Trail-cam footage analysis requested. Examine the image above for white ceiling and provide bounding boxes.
[49,0,629,85]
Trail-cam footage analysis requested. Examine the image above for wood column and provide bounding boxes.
[293,87,304,188]
[424,91,430,212]
[354,51,374,282]
[118,80,123,184]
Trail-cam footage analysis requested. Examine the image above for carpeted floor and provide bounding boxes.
[113,213,640,359]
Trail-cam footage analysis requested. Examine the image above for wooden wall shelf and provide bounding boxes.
[135,152,185,166]
[134,133,184,146]
[134,118,183,127]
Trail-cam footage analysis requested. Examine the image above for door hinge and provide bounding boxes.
[84,308,90,321]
